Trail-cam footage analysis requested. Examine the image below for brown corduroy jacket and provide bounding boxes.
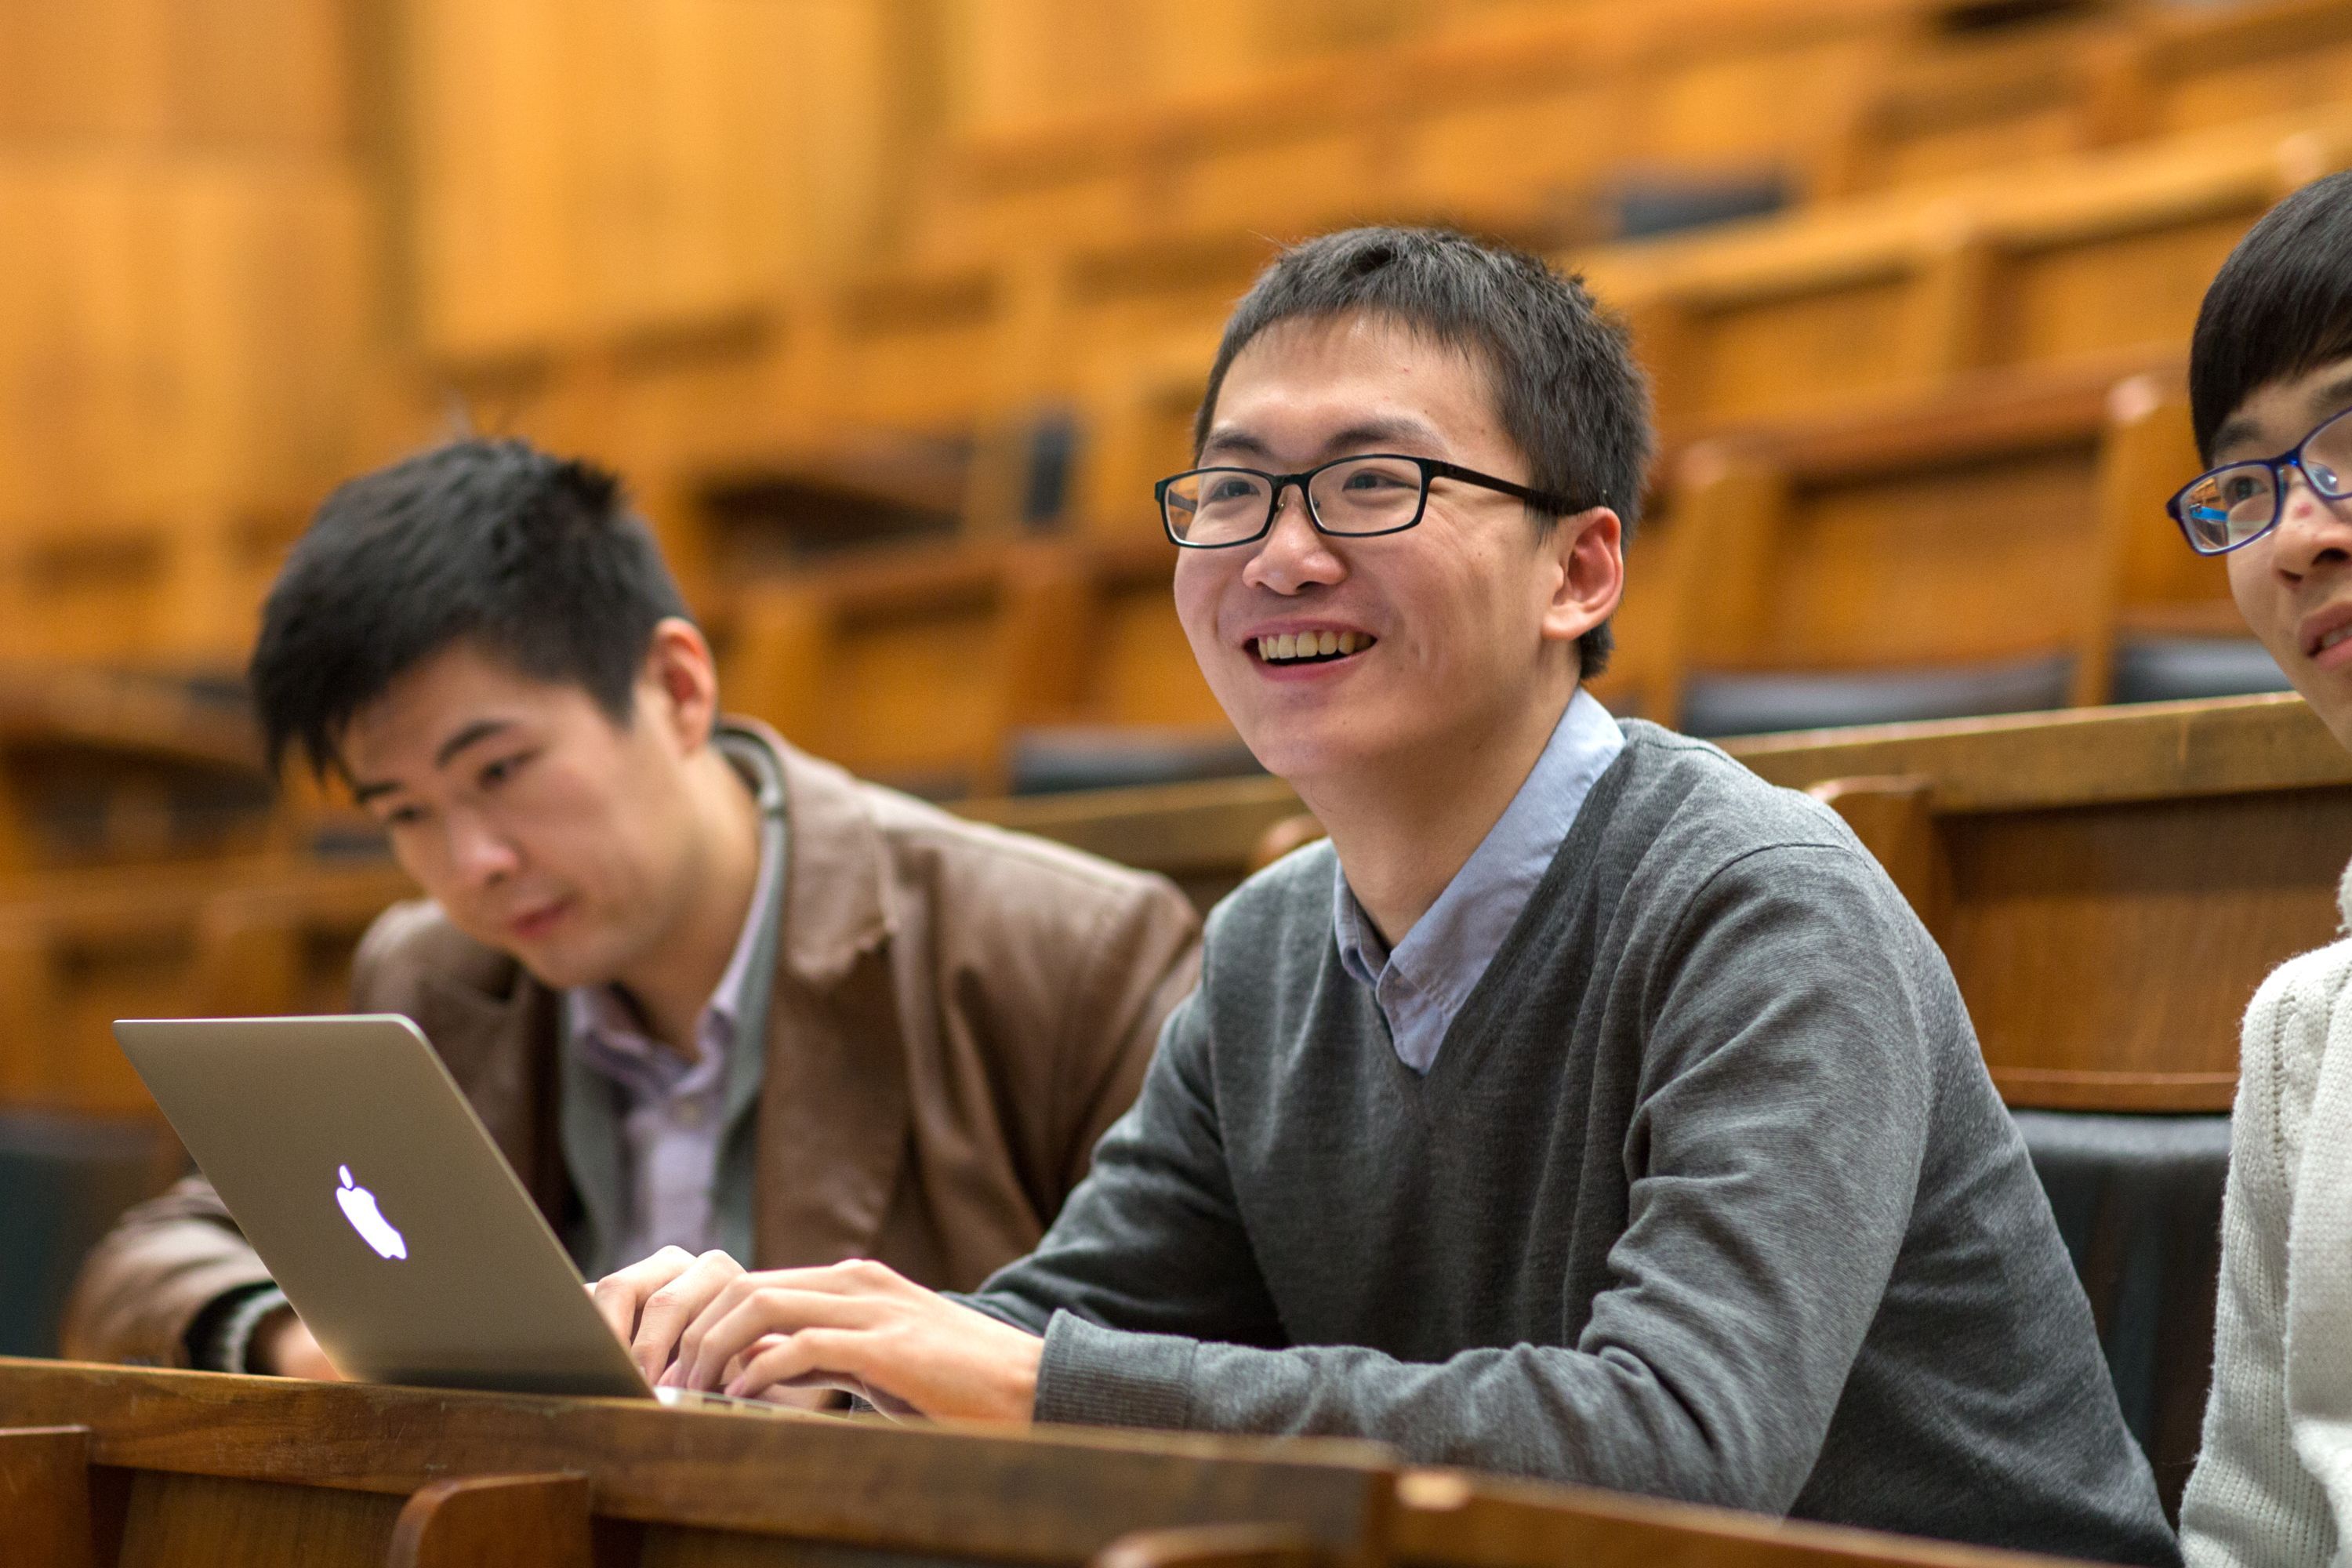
[62,727,1203,1367]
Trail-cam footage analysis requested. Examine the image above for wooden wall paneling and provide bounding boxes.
[405,0,583,361]
[149,0,357,155]
[996,540,1099,728]
[0,0,350,154]
[195,885,309,1020]
[0,158,165,666]
[0,147,375,669]
[413,0,924,368]
[0,1425,96,1568]
[0,1359,1394,1568]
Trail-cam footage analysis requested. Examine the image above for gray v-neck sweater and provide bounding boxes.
[968,722,2177,1566]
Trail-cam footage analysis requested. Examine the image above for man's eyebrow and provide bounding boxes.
[2212,372,2352,462]
[1198,428,1276,462]
[1198,416,1446,465]
[1322,416,1444,453]
[434,717,515,770]
[2308,370,2352,424]
[2209,414,2264,461]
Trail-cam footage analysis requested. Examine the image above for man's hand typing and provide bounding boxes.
[590,1244,748,1386]
[646,1257,1042,1422]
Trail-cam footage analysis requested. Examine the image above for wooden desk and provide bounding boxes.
[1390,1469,2088,1568]
[1,1359,2109,1568]
[0,1358,1392,1568]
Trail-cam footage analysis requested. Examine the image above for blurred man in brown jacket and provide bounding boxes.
[64,439,1200,1381]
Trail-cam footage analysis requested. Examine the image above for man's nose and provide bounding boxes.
[1240,483,1344,594]
[445,812,519,887]
[2268,466,2352,577]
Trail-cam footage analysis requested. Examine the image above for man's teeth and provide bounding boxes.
[1258,631,1367,662]
[2324,626,2352,653]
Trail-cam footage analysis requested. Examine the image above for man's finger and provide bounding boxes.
[725,1327,877,1404]
[627,1250,742,1385]
[589,1245,696,1345]
[681,1285,884,1392]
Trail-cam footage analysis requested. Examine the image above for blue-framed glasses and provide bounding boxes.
[2169,404,2352,554]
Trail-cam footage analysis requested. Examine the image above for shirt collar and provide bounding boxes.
[1334,688,1624,1013]
[568,734,789,1098]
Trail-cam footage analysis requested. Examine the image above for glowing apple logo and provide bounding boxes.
[335,1165,407,1260]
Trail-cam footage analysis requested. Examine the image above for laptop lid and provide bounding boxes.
[114,1014,651,1399]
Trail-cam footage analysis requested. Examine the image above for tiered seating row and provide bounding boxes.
[969,692,2352,1113]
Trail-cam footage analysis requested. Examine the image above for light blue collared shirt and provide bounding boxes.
[566,740,787,1265]
[1333,688,1625,1074]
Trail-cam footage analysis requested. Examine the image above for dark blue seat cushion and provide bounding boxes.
[2109,637,2291,706]
[1679,654,2074,739]
[0,1110,176,1356]
[1008,726,1263,797]
[2011,1109,2230,1523]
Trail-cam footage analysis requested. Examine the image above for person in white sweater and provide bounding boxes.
[2175,170,2352,1566]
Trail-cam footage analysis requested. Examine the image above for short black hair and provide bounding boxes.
[250,437,690,777]
[1195,227,1653,675]
[2190,170,2352,462]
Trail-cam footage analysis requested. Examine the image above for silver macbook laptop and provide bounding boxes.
[118,1014,663,1400]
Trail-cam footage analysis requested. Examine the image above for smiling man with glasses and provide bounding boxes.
[2170,170,2352,1568]
[604,227,2174,1566]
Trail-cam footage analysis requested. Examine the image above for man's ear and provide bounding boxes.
[640,617,722,752]
[1538,506,1624,648]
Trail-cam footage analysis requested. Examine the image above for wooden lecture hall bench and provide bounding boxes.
[1,1356,2113,1568]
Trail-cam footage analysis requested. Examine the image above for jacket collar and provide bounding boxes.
[739,717,896,992]
[727,719,910,1269]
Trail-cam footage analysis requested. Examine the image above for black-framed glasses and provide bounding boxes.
[1156,453,1581,549]
[2169,405,2352,554]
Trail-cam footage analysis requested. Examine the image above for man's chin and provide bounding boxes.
[465,922,612,993]
[1230,718,1377,794]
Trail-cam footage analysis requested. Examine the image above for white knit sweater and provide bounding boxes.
[2182,866,2352,1567]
